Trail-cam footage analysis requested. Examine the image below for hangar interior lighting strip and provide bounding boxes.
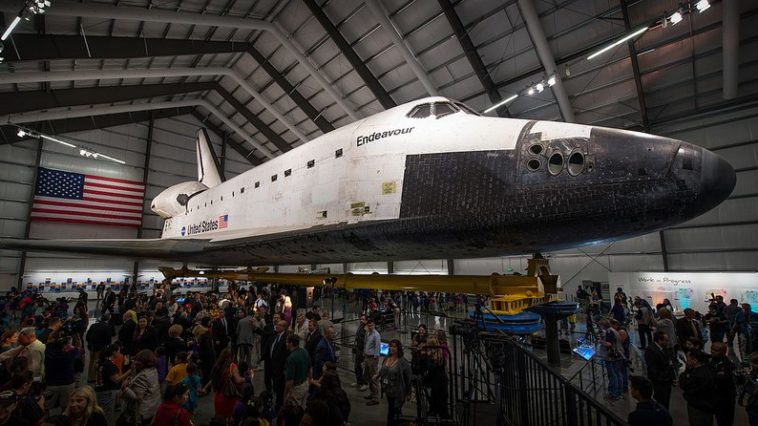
[16,126,126,165]
[481,0,712,115]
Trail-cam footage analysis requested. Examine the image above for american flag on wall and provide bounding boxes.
[32,167,145,228]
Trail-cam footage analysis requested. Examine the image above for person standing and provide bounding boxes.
[17,328,45,379]
[364,319,381,405]
[44,333,79,415]
[741,352,758,425]
[352,314,368,389]
[94,344,126,426]
[304,319,323,365]
[122,349,162,426]
[676,308,703,347]
[85,313,115,383]
[635,300,655,349]
[313,326,337,381]
[627,375,672,426]
[209,309,229,358]
[599,320,624,401]
[96,282,106,302]
[270,319,289,411]
[709,342,737,426]
[283,334,310,410]
[679,350,715,426]
[644,331,675,409]
[374,339,412,425]
[235,310,256,367]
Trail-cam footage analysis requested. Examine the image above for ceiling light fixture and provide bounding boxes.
[1,16,21,41]
[15,126,125,164]
[669,11,683,25]
[528,87,535,95]
[535,83,545,93]
[587,26,649,60]
[695,0,710,12]
[547,75,557,86]
[483,94,519,113]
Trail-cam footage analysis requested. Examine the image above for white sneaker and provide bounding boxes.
[359,385,369,391]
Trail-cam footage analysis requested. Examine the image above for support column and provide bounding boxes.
[133,113,154,289]
[16,137,44,288]
[659,230,669,272]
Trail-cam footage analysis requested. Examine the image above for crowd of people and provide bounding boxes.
[0,283,460,426]
[575,285,758,426]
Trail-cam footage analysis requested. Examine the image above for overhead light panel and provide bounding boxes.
[587,26,649,60]
[695,0,710,12]
[547,75,557,86]
[483,94,518,113]
[528,87,535,95]
[669,11,683,25]
[535,83,544,93]
[17,129,26,137]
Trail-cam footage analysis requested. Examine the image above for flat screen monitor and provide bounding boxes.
[379,342,390,356]
[573,345,596,361]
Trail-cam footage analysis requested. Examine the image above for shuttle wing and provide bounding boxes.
[0,237,210,260]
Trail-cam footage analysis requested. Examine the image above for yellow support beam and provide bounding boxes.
[159,266,552,297]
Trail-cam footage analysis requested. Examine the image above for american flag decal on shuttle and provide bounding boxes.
[219,214,229,229]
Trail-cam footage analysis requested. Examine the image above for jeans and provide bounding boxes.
[605,359,623,398]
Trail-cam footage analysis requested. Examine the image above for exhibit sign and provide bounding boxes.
[610,271,758,314]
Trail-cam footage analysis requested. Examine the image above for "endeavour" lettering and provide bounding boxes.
[356,127,414,147]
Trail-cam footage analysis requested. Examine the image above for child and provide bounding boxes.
[165,351,189,386]
[181,363,202,413]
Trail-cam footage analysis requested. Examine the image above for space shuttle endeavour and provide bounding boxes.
[0,97,736,265]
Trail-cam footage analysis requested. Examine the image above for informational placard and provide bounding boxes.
[610,272,758,314]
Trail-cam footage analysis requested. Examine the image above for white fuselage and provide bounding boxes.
[159,97,592,242]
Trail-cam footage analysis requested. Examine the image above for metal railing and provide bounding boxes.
[449,321,628,426]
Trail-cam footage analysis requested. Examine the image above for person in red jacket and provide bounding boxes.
[153,383,193,426]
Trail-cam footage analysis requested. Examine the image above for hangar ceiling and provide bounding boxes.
[0,0,756,162]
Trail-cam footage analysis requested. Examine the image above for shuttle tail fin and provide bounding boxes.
[196,128,225,188]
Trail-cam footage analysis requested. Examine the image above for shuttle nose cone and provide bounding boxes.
[698,149,736,210]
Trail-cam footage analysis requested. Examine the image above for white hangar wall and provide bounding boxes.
[1,108,756,295]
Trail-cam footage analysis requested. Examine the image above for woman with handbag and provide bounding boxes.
[120,349,161,426]
[202,348,244,418]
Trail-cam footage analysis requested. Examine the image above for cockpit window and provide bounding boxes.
[454,102,480,116]
[433,102,458,118]
[408,103,432,119]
